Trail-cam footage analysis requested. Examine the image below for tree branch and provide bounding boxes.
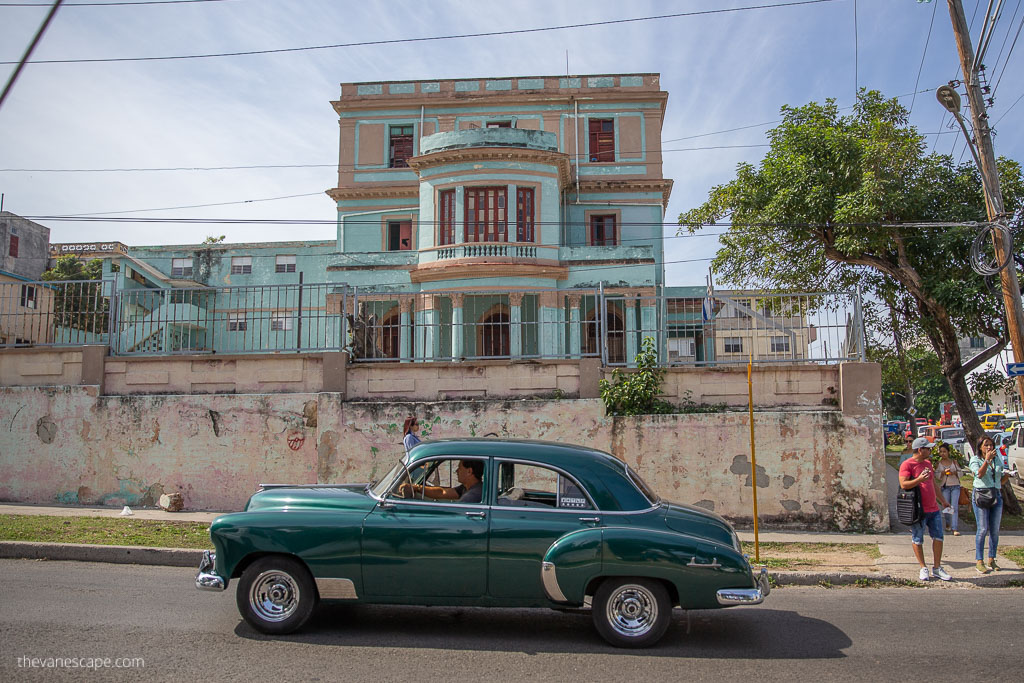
[960,337,1008,375]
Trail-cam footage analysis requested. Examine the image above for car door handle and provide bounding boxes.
[578,517,601,524]
[464,511,486,519]
[687,557,721,569]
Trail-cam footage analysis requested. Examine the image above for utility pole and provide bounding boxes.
[946,0,1024,409]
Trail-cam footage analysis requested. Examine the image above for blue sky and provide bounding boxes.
[0,0,1021,286]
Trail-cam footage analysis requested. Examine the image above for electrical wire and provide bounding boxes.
[0,1,840,66]
[910,0,939,114]
[0,0,226,5]
[0,0,63,111]
[991,10,1024,97]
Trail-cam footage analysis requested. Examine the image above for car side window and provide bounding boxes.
[388,458,485,505]
[495,461,593,510]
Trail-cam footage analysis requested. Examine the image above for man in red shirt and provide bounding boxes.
[898,437,953,581]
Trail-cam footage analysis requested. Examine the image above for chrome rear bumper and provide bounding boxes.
[716,567,770,606]
[195,550,226,592]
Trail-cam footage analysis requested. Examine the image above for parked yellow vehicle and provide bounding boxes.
[981,413,1006,429]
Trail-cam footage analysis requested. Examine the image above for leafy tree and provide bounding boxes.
[40,255,108,332]
[968,367,1016,406]
[678,90,1023,452]
[42,254,103,282]
[874,344,953,420]
[202,235,226,244]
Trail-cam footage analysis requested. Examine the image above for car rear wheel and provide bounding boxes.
[236,556,317,634]
[592,577,671,648]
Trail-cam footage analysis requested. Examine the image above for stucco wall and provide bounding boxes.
[0,386,886,530]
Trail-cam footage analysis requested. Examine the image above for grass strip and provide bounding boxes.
[741,541,881,569]
[0,514,211,549]
[1001,546,1024,568]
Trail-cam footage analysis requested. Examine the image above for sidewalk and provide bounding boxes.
[2,501,1023,586]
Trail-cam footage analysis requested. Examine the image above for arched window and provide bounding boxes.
[477,305,510,358]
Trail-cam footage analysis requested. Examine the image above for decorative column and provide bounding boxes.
[567,292,582,359]
[399,296,413,362]
[450,292,464,360]
[539,291,560,358]
[509,292,524,359]
[624,293,638,367]
[455,186,466,244]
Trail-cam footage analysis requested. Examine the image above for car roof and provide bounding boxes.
[406,438,652,511]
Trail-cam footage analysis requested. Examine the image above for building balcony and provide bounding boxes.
[419,128,558,154]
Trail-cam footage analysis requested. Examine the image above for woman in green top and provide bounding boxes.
[968,436,1006,574]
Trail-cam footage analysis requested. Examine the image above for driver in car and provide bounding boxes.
[400,460,484,503]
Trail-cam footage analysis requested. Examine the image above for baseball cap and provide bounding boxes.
[911,437,933,450]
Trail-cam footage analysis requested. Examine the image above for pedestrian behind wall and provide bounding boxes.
[898,438,953,582]
[403,416,421,454]
[969,436,1007,574]
[936,443,962,536]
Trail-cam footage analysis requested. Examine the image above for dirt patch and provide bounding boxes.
[744,542,881,572]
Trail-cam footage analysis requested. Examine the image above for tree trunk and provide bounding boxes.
[888,303,916,415]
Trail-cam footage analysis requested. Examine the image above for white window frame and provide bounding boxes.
[230,256,252,275]
[275,255,296,273]
[724,337,743,354]
[271,313,293,331]
[228,313,247,331]
[20,284,37,309]
[770,335,791,353]
[171,257,193,277]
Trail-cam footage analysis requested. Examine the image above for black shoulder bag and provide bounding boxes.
[896,484,923,525]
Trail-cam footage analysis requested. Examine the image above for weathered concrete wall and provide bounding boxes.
[0,348,85,386]
[0,387,318,511]
[0,383,885,530]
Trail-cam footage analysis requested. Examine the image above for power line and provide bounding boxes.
[0,0,840,66]
[910,0,939,114]
[0,0,63,111]
[992,10,1024,97]
[0,0,226,5]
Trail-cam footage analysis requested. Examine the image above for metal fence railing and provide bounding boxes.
[0,279,112,348]
[0,278,865,366]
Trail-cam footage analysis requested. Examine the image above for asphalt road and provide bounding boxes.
[1,559,1022,682]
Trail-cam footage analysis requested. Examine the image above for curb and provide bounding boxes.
[0,541,204,567]
[770,571,896,586]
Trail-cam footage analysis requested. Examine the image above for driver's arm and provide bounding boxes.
[401,483,459,500]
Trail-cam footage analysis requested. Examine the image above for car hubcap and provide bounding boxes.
[606,584,657,637]
[250,570,300,622]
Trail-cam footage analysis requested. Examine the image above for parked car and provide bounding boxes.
[937,427,966,449]
[963,430,1010,467]
[980,413,1005,430]
[195,439,770,647]
[1008,426,1024,480]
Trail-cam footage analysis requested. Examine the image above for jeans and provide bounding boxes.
[910,510,944,545]
[972,490,1003,560]
[941,485,960,531]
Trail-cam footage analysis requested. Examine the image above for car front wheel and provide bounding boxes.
[592,577,671,648]
[236,556,317,634]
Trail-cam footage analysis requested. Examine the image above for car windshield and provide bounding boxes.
[626,466,660,506]
[941,429,963,439]
[369,457,408,498]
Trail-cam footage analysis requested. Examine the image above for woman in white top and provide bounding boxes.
[936,443,961,536]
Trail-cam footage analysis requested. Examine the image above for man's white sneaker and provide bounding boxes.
[932,566,952,581]
[918,567,930,581]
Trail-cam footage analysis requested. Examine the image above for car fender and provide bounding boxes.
[210,510,365,594]
[541,528,603,605]
[600,526,752,609]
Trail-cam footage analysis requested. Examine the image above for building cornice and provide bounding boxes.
[326,187,419,202]
[409,259,568,283]
[406,147,573,188]
[576,179,674,209]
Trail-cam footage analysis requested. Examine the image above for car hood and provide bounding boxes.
[661,501,738,549]
[243,484,378,513]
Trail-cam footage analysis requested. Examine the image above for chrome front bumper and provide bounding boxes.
[716,567,770,606]
[195,550,226,592]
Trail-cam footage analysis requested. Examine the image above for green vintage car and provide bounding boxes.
[196,438,769,647]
